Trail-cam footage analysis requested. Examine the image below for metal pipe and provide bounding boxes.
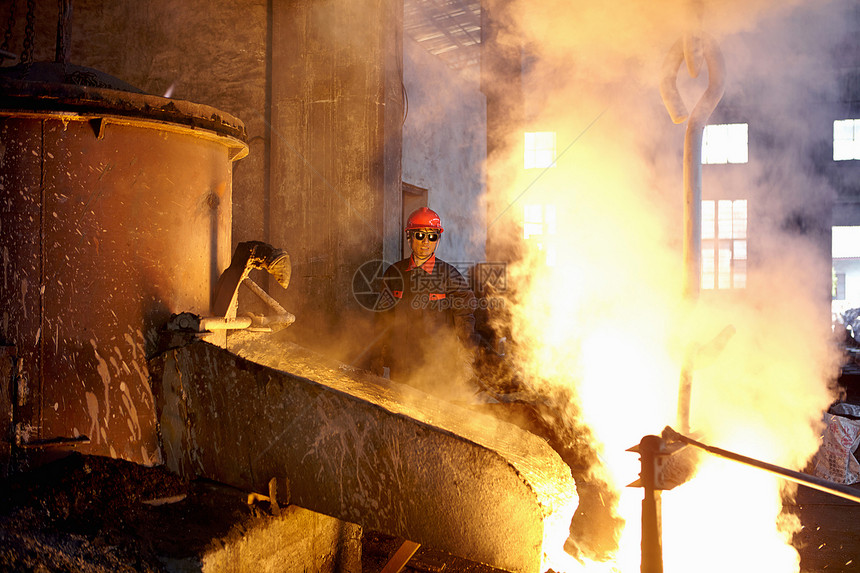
[242,278,290,317]
[676,325,736,434]
[17,435,90,449]
[639,435,665,573]
[199,316,254,331]
[676,366,693,435]
[662,426,860,504]
[240,278,295,331]
[681,36,724,299]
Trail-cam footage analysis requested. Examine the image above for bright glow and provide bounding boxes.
[702,200,747,290]
[525,131,558,168]
[662,461,801,573]
[484,6,838,573]
[702,123,749,164]
[493,103,831,573]
[833,119,860,161]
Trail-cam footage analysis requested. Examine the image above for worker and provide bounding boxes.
[375,207,480,398]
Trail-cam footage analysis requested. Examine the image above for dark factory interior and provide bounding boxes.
[2,1,860,572]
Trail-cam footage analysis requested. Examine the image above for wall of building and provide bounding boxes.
[402,36,487,270]
[64,1,270,246]
[1,0,403,363]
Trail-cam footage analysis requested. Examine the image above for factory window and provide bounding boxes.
[833,226,860,257]
[523,203,557,266]
[834,271,845,301]
[833,119,860,161]
[701,199,747,289]
[524,132,557,169]
[702,123,748,164]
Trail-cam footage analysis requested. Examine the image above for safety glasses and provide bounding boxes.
[411,231,439,242]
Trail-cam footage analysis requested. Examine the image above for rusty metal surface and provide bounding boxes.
[0,77,248,149]
[149,336,577,573]
[0,118,43,453]
[0,346,14,477]
[0,87,248,466]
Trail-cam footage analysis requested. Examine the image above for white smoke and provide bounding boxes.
[483,0,849,569]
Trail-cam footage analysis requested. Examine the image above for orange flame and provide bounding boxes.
[490,62,837,573]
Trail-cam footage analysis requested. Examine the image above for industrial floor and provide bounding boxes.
[1,450,859,572]
[362,483,860,573]
[362,530,505,573]
[793,483,860,572]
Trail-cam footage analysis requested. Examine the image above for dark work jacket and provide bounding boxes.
[378,255,478,390]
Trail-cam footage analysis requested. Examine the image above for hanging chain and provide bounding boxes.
[0,0,17,64]
[20,0,35,65]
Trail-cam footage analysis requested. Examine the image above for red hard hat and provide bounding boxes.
[405,207,444,232]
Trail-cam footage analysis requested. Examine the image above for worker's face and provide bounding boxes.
[408,228,440,261]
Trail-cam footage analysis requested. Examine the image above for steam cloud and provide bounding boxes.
[482,0,849,569]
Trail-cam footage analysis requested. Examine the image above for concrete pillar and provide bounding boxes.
[270,0,403,360]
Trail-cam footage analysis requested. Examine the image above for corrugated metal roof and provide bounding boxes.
[404,0,481,69]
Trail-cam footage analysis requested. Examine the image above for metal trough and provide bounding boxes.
[149,332,577,573]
